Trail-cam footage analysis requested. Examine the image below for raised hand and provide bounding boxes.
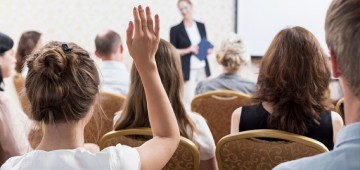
[126,6,160,69]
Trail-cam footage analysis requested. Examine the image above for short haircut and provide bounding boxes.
[95,30,121,57]
[326,0,360,97]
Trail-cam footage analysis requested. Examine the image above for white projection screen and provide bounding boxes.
[236,0,332,57]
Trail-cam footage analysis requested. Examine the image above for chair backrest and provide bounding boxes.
[191,90,251,143]
[335,98,344,120]
[84,92,126,144]
[216,129,329,170]
[99,128,200,170]
[12,74,31,116]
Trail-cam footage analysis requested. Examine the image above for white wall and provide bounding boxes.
[0,0,236,75]
[237,0,333,56]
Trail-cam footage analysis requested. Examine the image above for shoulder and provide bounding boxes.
[273,152,337,170]
[330,111,344,128]
[195,21,205,27]
[232,107,243,120]
[170,22,183,31]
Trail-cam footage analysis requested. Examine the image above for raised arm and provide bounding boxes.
[126,6,180,170]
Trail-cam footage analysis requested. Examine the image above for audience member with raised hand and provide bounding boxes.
[230,26,343,150]
[114,39,217,170]
[275,0,360,169]
[1,6,180,170]
[195,34,256,95]
[0,32,32,166]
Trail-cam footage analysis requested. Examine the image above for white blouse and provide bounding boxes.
[188,112,216,160]
[1,144,140,170]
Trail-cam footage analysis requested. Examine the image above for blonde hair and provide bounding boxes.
[216,34,250,72]
[326,0,360,98]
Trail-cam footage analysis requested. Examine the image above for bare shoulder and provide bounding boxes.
[330,111,344,127]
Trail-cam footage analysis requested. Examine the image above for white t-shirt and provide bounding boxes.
[99,61,130,96]
[187,112,216,160]
[185,21,206,69]
[1,144,140,170]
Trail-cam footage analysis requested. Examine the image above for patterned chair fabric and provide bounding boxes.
[335,98,344,121]
[84,92,126,144]
[191,90,251,143]
[13,74,31,116]
[99,128,200,170]
[216,129,329,170]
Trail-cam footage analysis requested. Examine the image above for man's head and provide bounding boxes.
[326,0,360,99]
[95,30,123,61]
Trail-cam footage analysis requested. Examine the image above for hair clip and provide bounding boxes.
[62,44,72,54]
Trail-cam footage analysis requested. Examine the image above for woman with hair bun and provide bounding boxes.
[1,6,180,170]
[195,35,256,95]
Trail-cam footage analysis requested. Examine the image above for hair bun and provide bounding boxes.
[32,44,68,81]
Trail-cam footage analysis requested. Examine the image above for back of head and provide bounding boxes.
[253,26,332,135]
[326,0,360,98]
[25,41,100,124]
[216,34,250,73]
[95,30,121,58]
[114,39,197,139]
[15,31,42,73]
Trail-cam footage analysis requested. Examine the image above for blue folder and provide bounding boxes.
[196,38,214,60]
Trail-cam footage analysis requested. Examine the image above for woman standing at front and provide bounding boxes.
[170,0,211,110]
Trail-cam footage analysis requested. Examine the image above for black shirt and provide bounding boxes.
[240,103,334,150]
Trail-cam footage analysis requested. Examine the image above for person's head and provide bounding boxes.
[114,39,196,138]
[217,34,250,74]
[0,32,16,91]
[177,0,193,20]
[326,0,360,101]
[253,26,332,135]
[95,29,123,61]
[25,41,99,126]
[15,31,42,73]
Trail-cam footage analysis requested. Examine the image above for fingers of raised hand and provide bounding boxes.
[138,5,148,33]
[133,6,142,34]
[126,21,134,47]
[146,7,154,33]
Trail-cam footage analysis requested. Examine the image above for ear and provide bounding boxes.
[119,44,124,54]
[95,51,101,59]
[330,49,341,77]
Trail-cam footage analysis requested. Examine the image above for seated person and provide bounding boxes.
[95,29,130,96]
[114,39,217,170]
[231,27,343,150]
[15,31,42,76]
[2,6,180,169]
[0,32,32,165]
[275,0,360,169]
[195,35,255,95]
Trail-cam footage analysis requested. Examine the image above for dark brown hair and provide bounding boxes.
[326,0,360,98]
[25,41,100,124]
[95,30,121,57]
[114,39,197,139]
[15,31,41,73]
[253,26,332,135]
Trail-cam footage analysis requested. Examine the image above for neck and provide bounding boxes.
[341,80,360,124]
[101,53,122,62]
[183,18,193,26]
[37,122,85,151]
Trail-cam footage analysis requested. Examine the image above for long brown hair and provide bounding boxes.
[114,39,197,139]
[25,41,99,124]
[15,31,42,73]
[253,26,332,135]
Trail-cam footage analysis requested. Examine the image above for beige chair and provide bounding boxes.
[335,98,344,119]
[99,128,200,170]
[13,74,31,116]
[84,92,126,144]
[191,90,251,143]
[216,129,329,170]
